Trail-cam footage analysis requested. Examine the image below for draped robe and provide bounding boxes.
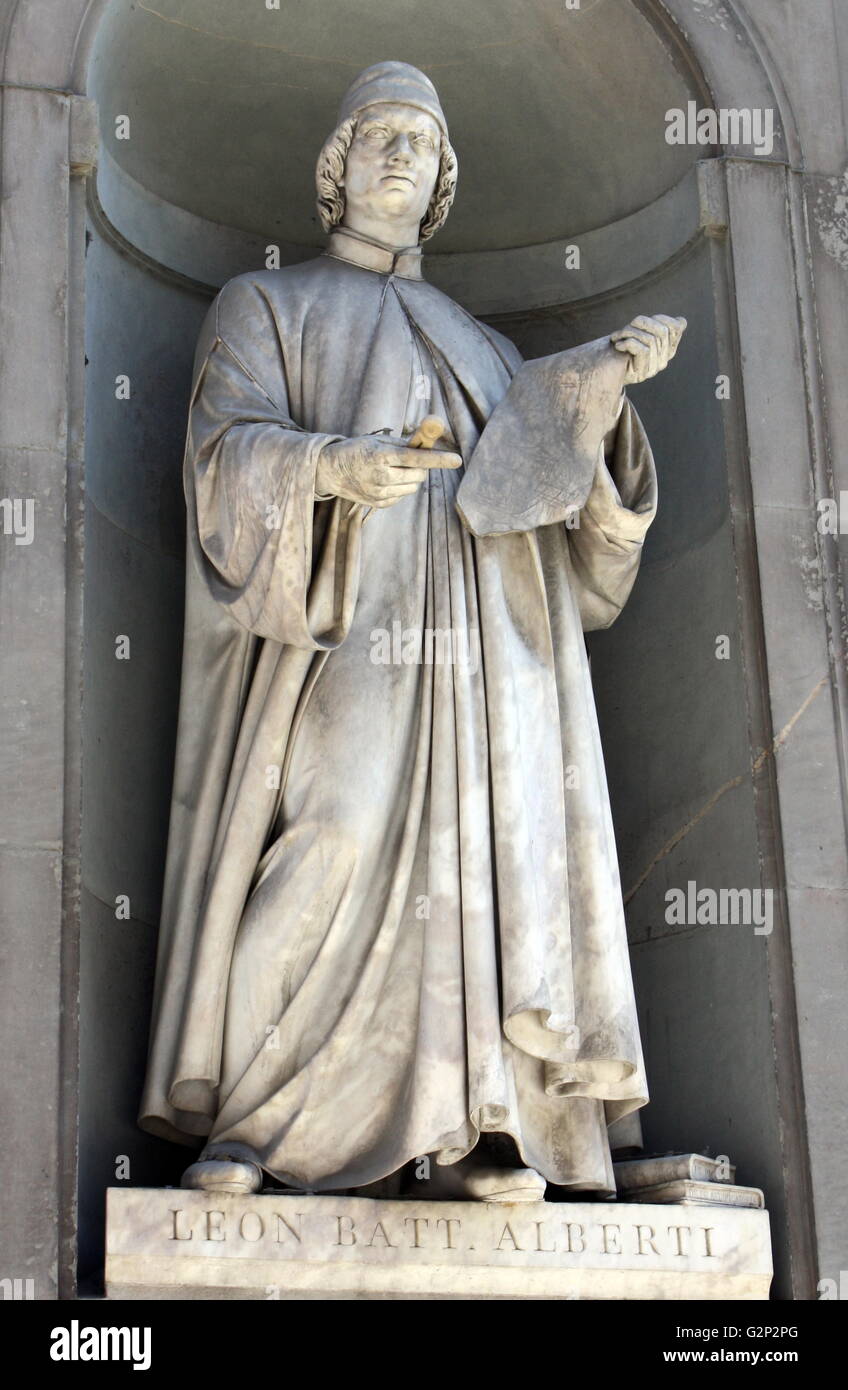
[138,230,658,1194]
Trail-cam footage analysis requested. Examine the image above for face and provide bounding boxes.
[341,102,441,229]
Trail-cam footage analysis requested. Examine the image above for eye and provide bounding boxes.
[413,134,436,150]
[362,126,389,141]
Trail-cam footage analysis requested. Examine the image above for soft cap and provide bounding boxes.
[338,61,448,136]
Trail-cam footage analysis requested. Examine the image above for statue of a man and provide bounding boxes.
[139,61,685,1202]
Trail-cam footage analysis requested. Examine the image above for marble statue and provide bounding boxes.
[138,61,686,1203]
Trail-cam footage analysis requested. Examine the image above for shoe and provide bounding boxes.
[181,1150,263,1195]
[414,1154,547,1203]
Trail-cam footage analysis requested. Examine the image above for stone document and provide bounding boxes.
[623,1182,765,1208]
[105,1190,773,1301]
[456,336,630,536]
[614,1154,738,1190]
[137,61,687,1203]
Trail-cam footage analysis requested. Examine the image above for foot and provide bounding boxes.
[416,1155,547,1203]
[181,1146,263,1195]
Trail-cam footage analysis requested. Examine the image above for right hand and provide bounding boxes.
[315,434,463,509]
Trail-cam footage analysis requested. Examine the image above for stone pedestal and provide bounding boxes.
[105,1188,773,1300]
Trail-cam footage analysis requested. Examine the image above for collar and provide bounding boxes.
[323,226,423,280]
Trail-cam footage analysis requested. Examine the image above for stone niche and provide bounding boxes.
[80,0,789,1297]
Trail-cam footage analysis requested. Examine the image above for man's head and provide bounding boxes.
[316,61,457,243]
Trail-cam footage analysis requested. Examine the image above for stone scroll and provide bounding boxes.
[456,336,629,537]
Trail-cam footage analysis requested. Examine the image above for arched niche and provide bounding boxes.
[1,0,830,1300]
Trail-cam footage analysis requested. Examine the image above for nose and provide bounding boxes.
[387,134,414,165]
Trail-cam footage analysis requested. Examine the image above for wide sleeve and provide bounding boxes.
[186,277,365,650]
[567,396,658,632]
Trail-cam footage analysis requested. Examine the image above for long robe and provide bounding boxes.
[138,231,658,1193]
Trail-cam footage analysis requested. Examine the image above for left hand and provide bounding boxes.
[610,314,687,384]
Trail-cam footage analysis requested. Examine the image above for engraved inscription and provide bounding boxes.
[166,1203,721,1259]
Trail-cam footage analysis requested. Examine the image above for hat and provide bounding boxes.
[338,61,448,137]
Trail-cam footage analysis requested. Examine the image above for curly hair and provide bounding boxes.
[315,115,458,243]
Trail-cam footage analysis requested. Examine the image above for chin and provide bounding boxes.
[375,194,420,217]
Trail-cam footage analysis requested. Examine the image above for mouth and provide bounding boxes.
[381,173,416,187]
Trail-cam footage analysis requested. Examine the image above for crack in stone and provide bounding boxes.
[623,675,829,905]
[136,4,524,71]
[136,3,383,67]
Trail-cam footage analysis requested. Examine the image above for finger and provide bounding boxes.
[631,315,669,342]
[654,314,688,348]
[649,320,683,364]
[606,323,653,347]
[383,466,428,486]
[372,460,424,489]
[611,327,656,350]
[610,324,661,343]
[638,317,670,366]
[423,451,463,470]
[372,487,419,507]
[376,483,422,500]
[613,340,654,382]
[612,338,651,357]
[653,313,687,331]
[647,322,670,360]
[387,447,463,470]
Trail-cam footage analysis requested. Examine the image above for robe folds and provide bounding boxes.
[138,244,658,1193]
